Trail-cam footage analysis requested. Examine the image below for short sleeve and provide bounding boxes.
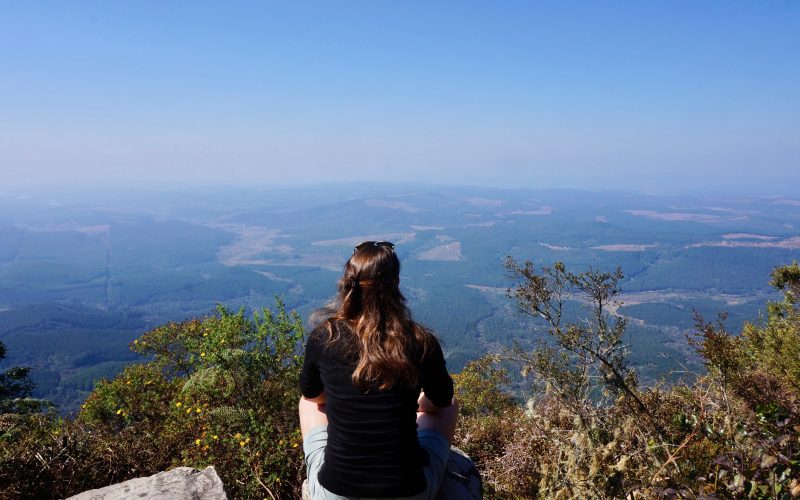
[420,338,454,408]
[299,329,324,399]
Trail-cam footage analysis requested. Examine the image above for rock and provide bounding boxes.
[66,466,228,500]
[301,446,482,499]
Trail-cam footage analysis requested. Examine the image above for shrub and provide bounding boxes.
[451,261,800,498]
[0,298,306,499]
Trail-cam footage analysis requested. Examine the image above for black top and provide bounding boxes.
[299,321,453,498]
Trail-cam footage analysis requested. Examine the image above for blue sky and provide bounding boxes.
[1,1,798,193]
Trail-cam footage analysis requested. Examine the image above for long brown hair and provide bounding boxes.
[321,241,435,390]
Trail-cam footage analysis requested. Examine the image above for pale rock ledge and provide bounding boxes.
[66,466,227,500]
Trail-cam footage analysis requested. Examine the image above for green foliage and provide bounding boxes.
[0,341,51,415]
[769,260,800,304]
[504,259,654,431]
[453,355,516,417]
[0,298,306,499]
[451,262,800,498]
[79,363,180,429]
[453,355,536,497]
[684,263,800,497]
[695,262,800,392]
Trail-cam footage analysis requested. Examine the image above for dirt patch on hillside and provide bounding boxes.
[509,206,552,216]
[418,242,464,261]
[255,271,293,283]
[466,220,496,227]
[706,207,761,215]
[625,210,722,223]
[465,284,505,294]
[465,197,505,208]
[313,233,416,247]
[773,199,800,207]
[540,243,572,251]
[687,236,800,249]
[592,244,656,252]
[214,224,284,266]
[722,233,778,240]
[365,199,425,213]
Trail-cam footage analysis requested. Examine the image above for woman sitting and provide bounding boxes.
[299,241,458,499]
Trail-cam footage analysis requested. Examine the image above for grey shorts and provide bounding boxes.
[303,425,451,500]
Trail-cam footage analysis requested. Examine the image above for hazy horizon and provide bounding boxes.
[2,180,798,200]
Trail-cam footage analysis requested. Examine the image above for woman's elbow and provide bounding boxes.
[302,392,326,405]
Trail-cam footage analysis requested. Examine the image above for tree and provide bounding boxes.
[769,260,800,305]
[687,263,800,495]
[695,261,800,392]
[0,341,50,414]
[76,298,307,499]
[504,258,658,434]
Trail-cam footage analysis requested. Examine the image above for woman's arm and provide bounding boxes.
[419,339,455,409]
[299,392,328,438]
[299,328,325,401]
[417,391,449,413]
[303,391,326,405]
[298,331,326,437]
[417,391,459,443]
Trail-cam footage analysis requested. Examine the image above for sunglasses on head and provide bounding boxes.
[353,241,395,254]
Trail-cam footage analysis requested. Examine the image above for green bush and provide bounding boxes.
[0,298,306,499]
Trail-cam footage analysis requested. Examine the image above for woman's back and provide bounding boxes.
[301,322,451,496]
[299,242,456,499]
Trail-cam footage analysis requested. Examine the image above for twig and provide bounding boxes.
[650,429,698,484]
[255,475,278,500]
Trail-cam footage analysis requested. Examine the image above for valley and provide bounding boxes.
[0,185,797,413]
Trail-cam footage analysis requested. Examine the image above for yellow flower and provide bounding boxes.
[245,437,250,443]
[116,409,122,415]
[134,339,139,344]
[195,439,201,446]
[176,402,182,408]
[212,435,218,440]
[239,441,246,447]
[292,443,298,448]
[234,433,242,439]
[196,408,201,413]
[200,352,206,357]
[186,408,191,414]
